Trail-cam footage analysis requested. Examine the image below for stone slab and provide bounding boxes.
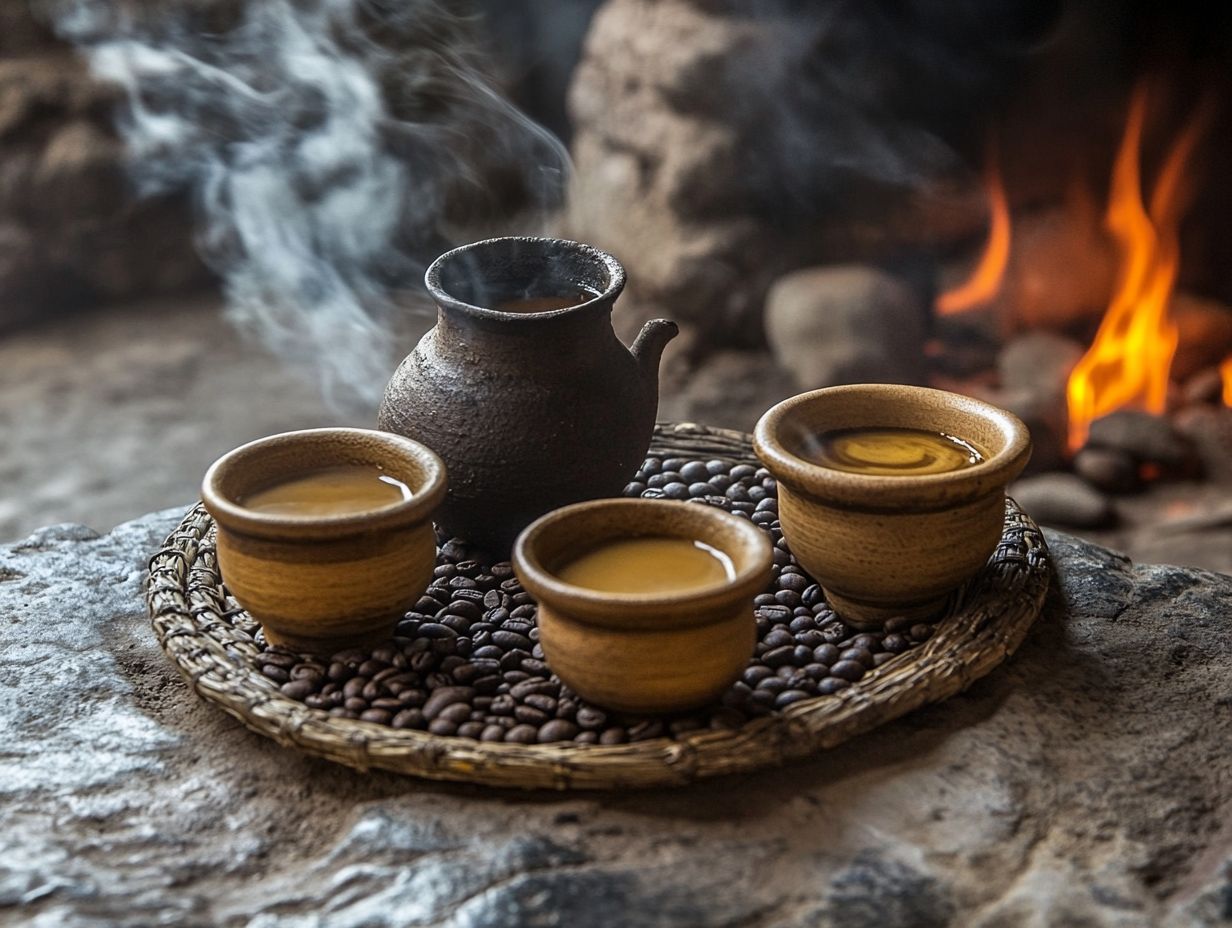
[2,510,1231,926]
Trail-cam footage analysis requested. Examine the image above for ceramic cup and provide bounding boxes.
[753,384,1031,630]
[512,499,772,715]
[201,428,446,654]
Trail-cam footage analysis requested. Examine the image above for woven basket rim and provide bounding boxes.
[146,421,1050,790]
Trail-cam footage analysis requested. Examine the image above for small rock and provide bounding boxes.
[1011,474,1115,529]
[1180,366,1226,407]
[1172,406,1232,485]
[765,265,927,389]
[1086,411,1196,473]
[1072,446,1141,494]
[997,331,1084,402]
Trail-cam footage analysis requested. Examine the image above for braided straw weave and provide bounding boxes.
[147,423,1049,789]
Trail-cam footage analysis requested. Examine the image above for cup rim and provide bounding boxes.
[512,499,771,629]
[753,384,1031,510]
[201,427,447,540]
[424,235,626,323]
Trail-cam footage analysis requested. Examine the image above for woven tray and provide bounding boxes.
[147,422,1049,789]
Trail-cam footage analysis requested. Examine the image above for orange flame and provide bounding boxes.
[1065,88,1205,450]
[936,143,1011,315]
[1222,356,1232,406]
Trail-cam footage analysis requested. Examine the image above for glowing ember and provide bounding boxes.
[936,143,1011,316]
[1065,87,1205,450]
[1222,356,1232,406]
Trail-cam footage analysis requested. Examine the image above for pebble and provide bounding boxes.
[1011,473,1115,529]
[258,454,935,743]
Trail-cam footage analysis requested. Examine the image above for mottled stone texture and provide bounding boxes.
[2,511,1231,926]
[0,3,207,329]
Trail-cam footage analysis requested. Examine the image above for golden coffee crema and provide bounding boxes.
[802,427,985,476]
[242,465,412,517]
[556,536,735,594]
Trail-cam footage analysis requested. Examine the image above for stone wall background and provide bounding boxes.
[0,0,208,331]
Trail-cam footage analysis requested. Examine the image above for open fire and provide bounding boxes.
[936,83,1230,458]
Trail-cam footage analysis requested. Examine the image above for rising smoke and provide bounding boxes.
[43,0,570,410]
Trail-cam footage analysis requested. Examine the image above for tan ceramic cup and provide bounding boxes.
[513,499,772,715]
[201,428,446,654]
[754,384,1030,630]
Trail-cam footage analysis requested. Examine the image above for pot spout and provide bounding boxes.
[629,318,679,390]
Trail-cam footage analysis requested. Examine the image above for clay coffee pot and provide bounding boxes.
[378,236,678,553]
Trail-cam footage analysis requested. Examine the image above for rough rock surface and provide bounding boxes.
[3,511,1231,926]
[764,265,927,389]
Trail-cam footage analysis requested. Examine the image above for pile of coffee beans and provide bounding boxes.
[255,456,935,744]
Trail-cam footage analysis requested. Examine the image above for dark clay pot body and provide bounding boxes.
[378,237,678,553]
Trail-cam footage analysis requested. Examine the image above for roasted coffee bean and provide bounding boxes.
[514,705,549,725]
[423,686,475,720]
[763,628,793,650]
[371,697,403,711]
[417,623,457,641]
[873,652,895,667]
[521,691,555,712]
[262,665,290,684]
[789,615,815,634]
[362,680,385,701]
[489,563,514,580]
[473,645,504,660]
[624,481,647,496]
[772,547,791,567]
[438,703,472,725]
[774,590,802,608]
[796,629,827,649]
[455,559,482,576]
[453,659,501,684]
[280,679,315,700]
[399,689,427,707]
[882,634,909,653]
[327,661,354,682]
[803,663,829,682]
[356,708,390,724]
[503,620,535,638]
[573,731,600,744]
[641,487,668,500]
[829,660,866,682]
[840,647,875,669]
[342,677,368,699]
[729,463,757,480]
[792,645,813,665]
[756,676,789,694]
[801,584,824,608]
[503,670,531,685]
[480,724,505,742]
[531,644,545,660]
[538,720,579,742]
[753,593,778,608]
[576,706,607,730]
[599,727,628,745]
[762,645,796,668]
[484,608,510,626]
[775,689,812,709]
[428,718,458,736]
[520,658,549,676]
[490,694,516,716]
[749,688,776,708]
[817,677,851,695]
[754,496,778,513]
[910,623,934,642]
[510,592,535,606]
[426,672,454,689]
[777,572,809,593]
[445,600,482,621]
[493,630,534,653]
[304,694,329,710]
[509,605,537,621]
[500,649,531,672]
[757,604,792,623]
[262,650,299,669]
[751,510,777,526]
[456,721,484,739]
[409,652,436,673]
[743,665,774,686]
[482,589,503,609]
[344,696,367,712]
[847,634,880,651]
[817,621,848,643]
[883,615,914,633]
[448,576,478,591]
[506,724,539,744]
[357,659,388,677]
[432,564,456,579]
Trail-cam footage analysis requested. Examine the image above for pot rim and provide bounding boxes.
[201,427,447,540]
[512,499,771,630]
[753,384,1032,511]
[424,235,626,323]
